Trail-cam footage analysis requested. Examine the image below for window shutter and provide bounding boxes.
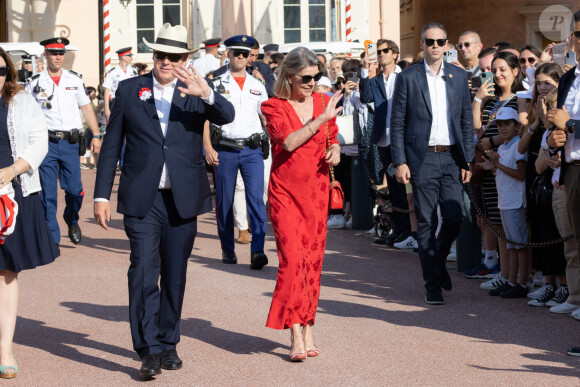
[253,0,283,45]
[192,0,223,48]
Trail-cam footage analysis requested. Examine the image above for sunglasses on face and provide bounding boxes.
[154,51,183,63]
[519,57,536,65]
[296,71,323,84]
[47,52,65,56]
[456,42,475,49]
[0,67,9,76]
[232,50,250,58]
[424,38,447,47]
[574,31,580,39]
[378,48,392,55]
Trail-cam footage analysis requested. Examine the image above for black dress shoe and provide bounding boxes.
[439,268,452,291]
[374,237,388,245]
[68,223,82,245]
[425,287,445,305]
[160,348,182,370]
[250,251,268,270]
[140,353,162,377]
[222,250,237,264]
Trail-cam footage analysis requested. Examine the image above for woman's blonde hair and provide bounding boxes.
[274,47,321,99]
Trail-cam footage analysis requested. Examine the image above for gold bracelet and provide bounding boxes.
[11,165,19,177]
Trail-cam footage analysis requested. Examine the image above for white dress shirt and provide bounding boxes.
[424,60,454,146]
[153,74,177,189]
[563,62,580,162]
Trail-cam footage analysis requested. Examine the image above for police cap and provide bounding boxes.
[263,44,279,52]
[21,55,33,63]
[224,35,256,52]
[39,37,70,53]
[116,47,133,56]
[203,38,221,48]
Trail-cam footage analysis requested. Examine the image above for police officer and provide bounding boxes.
[17,55,33,83]
[25,37,102,245]
[102,47,138,121]
[204,35,269,269]
[193,38,222,77]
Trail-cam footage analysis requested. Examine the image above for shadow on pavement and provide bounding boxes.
[14,317,142,381]
[61,302,128,322]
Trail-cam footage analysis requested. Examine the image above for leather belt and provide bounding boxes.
[428,145,455,153]
[49,130,72,141]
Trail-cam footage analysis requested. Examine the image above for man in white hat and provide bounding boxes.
[94,23,235,378]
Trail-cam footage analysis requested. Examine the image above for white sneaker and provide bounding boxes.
[528,284,548,299]
[549,301,579,314]
[533,271,545,288]
[327,214,346,229]
[393,236,417,249]
[480,272,507,290]
[546,286,570,307]
[571,308,580,320]
[367,225,376,234]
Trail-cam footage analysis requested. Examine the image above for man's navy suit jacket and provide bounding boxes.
[359,72,389,145]
[94,71,235,218]
[390,61,474,174]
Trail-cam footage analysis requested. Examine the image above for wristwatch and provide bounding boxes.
[94,134,104,140]
[566,119,575,133]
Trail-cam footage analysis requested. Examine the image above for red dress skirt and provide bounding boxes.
[261,93,339,329]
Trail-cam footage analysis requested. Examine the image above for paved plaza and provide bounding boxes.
[10,170,580,385]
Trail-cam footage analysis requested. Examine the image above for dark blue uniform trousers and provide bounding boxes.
[123,190,197,358]
[39,139,84,244]
[410,150,465,289]
[214,145,266,254]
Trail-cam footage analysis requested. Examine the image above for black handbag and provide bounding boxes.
[531,169,554,205]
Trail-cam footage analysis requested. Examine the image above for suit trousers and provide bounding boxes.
[215,145,266,254]
[378,146,411,235]
[123,190,197,358]
[564,164,580,305]
[410,150,465,288]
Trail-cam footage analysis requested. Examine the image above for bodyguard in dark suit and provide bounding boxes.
[93,23,235,377]
[391,22,474,305]
[359,39,410,245]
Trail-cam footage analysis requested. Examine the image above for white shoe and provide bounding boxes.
[367,225,376,234]
[327,214,346,229]
[393,236,417,249]
[480,272,507,290]
[571,308,580,320]
[533,271,545,288]
[527,284,548,299]
[549,301,579,314]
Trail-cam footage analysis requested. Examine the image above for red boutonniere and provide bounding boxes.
[139,87,152,101]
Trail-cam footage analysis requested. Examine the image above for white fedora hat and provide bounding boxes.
[143,23,198,54]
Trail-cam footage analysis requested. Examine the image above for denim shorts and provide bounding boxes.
[500,206,528,249]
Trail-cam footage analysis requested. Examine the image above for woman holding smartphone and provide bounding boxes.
[471,51,525,291]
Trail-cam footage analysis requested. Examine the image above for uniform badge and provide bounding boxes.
[242,36,247,42]
[180,93,186,98]
[41,92,47,98]
[57,38,62,44]
[250,90,262,96]
[449,74,453,78]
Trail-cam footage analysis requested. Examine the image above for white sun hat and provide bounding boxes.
[143,23,198,54]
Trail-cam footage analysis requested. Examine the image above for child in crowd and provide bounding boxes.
[484,107,530,298]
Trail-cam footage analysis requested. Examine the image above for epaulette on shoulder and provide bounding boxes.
[25,73,40,84]
[69,69,83,79]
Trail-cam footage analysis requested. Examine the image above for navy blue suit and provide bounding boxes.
[94,72,234,357]
[390,61,474,290]
[359,69,410,236]
[556,65,580,182]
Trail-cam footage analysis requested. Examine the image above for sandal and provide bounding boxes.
[289,351,307,362]
[306,348,320,357]
[0,364,18,379]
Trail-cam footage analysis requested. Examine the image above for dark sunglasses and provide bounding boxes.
[296,71,323,84]
[47,52,65,56]
[424,38,447,47]
[574,31,580,39]
[232,50,250,58]
[154,51,183,63]
[0,67,9,76]
[378,48,392,55]
[456,42,475,49]
[519,57,536,65]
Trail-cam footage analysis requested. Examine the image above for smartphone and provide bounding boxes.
[367,43,377,63]
[566,52,577,67]
[552,43,566,66]
[345,71,358,82]
[470,76,482,89]
[481,72,494,95]
[443,49,458,63]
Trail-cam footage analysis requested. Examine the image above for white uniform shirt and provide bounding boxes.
[424,60,454,146]
[102,65,138,99]
[215,70,267,139]
[25,69,90,131]
[496,136,527,209]
[193,54,221,78]
[562,62,580,162]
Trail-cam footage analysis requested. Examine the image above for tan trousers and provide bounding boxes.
[562,164,580,305]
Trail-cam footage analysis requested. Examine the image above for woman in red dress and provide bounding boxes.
[260,47,343,362]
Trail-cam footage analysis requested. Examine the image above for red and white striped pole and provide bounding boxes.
[103,0,111,73]
[345,0,352,42]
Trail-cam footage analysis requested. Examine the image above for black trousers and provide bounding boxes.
[378,146,411,235]
[123,190,197,358]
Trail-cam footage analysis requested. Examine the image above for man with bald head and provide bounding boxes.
[456,31,483,77]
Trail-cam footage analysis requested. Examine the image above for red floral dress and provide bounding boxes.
[261,93,339,329]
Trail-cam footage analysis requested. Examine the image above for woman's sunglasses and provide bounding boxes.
[296,71,323,84]
[424,38,447,47]
[232,50,250,58]
[0,67,9,76]
[154,51,183,63]
[519,57,536,65]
